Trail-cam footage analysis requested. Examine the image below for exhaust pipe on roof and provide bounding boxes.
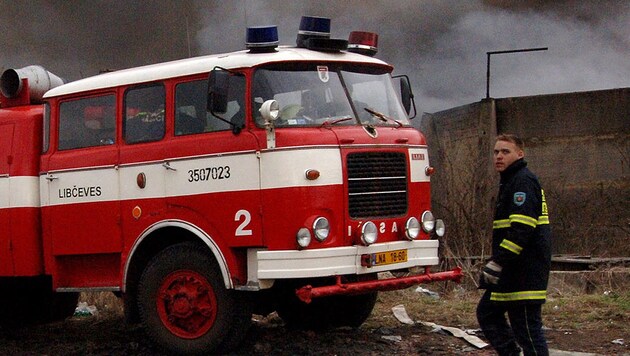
[1,65,65,103]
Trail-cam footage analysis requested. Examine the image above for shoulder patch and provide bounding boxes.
[513,192,526,206]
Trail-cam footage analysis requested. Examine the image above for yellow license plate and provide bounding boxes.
[370,249,408,266]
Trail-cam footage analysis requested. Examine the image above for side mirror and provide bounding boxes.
[207,69,229,114]
[393,75,416,119]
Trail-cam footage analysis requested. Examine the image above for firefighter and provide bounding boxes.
[477,133,552,356]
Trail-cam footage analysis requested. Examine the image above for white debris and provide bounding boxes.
[415,286,440,299]
[390,304,489,349]
[381,335,402,343]
[612,338,624,345]
[464,328,482,335]
[419,321,489,349]
[73,301,98,317]
[391,304,415,325]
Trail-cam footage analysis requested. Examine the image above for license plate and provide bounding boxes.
[370,249,407,266]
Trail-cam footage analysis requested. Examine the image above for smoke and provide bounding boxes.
[0,1,198,78]
[414,1,630,112]
[1,0,628,113]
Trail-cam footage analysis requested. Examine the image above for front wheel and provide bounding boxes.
[137,242,250,355]
[276,274,378,330]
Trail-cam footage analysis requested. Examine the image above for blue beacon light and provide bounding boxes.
[296,16,331,48]
[246,26,279,52]
[299,16,331,37]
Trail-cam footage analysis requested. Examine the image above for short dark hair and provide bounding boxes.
[496,133,524,151]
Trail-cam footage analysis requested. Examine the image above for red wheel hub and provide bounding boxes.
[156,270,217,339]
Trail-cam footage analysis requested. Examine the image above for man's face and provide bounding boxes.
[493,140,524,172]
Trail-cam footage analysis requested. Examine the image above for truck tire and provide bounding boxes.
[276,274,378,330]
[331,291,378,327]
[0,279,78,325]
[137,242,249,355]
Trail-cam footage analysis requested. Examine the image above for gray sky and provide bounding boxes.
[1,0,628,113]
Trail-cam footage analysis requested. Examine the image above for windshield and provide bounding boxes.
[252,63,410,127]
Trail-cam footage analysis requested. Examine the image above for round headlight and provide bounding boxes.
[313,217,330,242]
[361,221,378,245]
[421,210,435,232]
[296,227,312,248]
[405,217,420,240]
[435,219,446,237]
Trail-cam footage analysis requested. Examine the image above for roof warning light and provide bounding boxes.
[296,16,347,52]
[246,25,279,52]
[296,16,331,48]
[347,31,378,56]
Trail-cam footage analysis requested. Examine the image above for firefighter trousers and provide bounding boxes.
[476,290,549,356]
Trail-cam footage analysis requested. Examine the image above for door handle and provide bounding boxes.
[162,162,177,171]
[46,174,59,181]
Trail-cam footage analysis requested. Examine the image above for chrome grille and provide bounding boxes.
[347,152,408,218]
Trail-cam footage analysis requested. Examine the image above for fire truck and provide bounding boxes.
[0,16,461,354]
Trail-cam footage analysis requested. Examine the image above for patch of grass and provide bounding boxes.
[545,291,630,331]
[369,286,481,329]
[369,285,630,335]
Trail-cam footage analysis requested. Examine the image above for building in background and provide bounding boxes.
[420,87,629,259]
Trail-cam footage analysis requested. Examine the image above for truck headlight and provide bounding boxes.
[313,217,330,242]
[421,210,435,232]
[296,228,311,248]
[435,219,446,237]
[405,217,420,240]
[361,221,378,245]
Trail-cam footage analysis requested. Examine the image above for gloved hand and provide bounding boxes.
[481,261,503,285]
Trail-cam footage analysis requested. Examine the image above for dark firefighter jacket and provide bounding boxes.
[483,158,552,304]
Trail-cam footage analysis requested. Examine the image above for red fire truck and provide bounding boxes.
[0,16,461,354]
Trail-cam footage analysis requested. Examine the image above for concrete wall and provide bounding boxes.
[420,88,630,257]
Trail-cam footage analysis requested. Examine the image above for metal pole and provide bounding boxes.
[485,47,548,99]
[486,52,491,99]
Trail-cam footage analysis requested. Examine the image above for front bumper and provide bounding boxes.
[246,240,442,288]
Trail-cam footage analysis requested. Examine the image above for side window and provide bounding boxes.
[43,103,50,153]
[58,95,116,150]
[124,84,165,144]
[175,78,244,136]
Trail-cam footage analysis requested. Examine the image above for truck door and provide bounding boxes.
[164,76,263,247]
[118,83,168,244]
[44,94,121,257]
[0,123,14,274]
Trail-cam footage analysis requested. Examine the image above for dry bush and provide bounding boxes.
[78,292,124,317]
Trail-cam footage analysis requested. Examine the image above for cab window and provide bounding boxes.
[58,95,116,150]
[175,78,245,136]
[124,84,165,144]
[43,103,50,153]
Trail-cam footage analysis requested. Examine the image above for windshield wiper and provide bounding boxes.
[320,116,354,127]
[364,108,403,128]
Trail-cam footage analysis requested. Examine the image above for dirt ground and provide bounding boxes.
[0,285,627,355]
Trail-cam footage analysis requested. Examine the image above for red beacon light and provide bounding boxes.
[246,25,279,53]
[347,31,378,57]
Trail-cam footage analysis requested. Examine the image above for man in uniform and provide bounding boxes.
[477,134,552,356]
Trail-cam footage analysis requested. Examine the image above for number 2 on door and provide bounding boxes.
[235,209,252,236]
